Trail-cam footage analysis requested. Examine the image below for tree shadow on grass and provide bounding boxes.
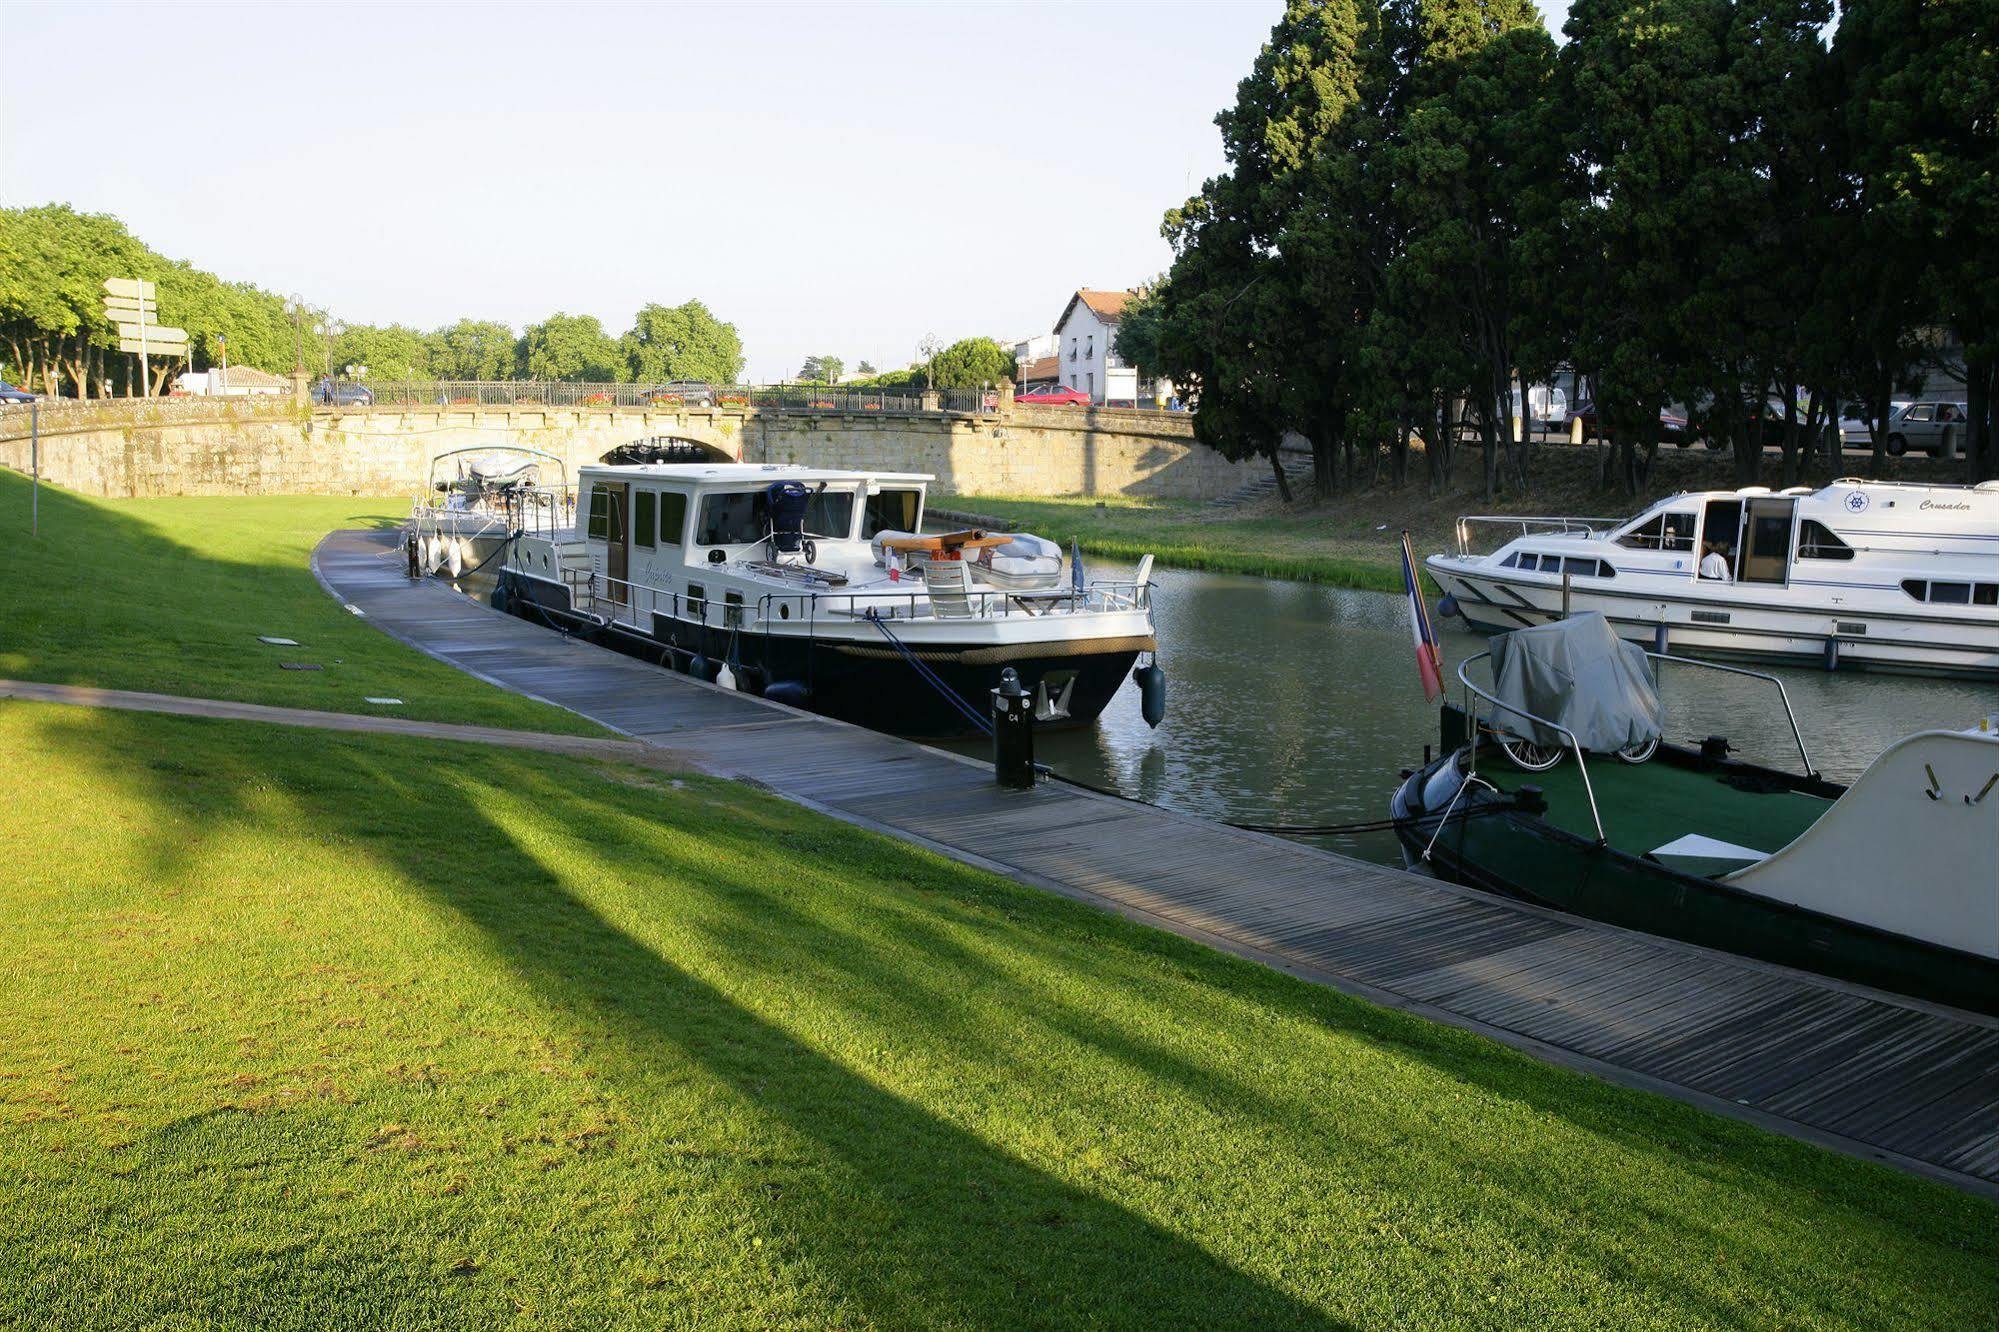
[36,705,1353,1329]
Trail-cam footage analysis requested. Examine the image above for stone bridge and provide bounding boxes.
[0,396,1257,501]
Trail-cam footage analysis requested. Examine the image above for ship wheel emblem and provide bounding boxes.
[1843,490,1869,513]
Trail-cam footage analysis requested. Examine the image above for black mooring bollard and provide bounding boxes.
[991,667,1035,789]
[405,530,421,580]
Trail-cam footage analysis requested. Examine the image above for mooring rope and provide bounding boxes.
[862,611,994,737]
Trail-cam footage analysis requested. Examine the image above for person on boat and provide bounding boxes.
[1700,540,1734,581]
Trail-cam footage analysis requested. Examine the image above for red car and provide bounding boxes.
[1017,384,1092,406]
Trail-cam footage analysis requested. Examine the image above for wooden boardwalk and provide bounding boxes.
[315,529,1999,1197]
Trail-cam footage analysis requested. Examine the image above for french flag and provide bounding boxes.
[1400,530,1445,704]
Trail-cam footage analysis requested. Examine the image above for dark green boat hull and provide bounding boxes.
[1393,719,1999,1017]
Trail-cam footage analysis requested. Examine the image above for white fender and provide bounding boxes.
[716,662,737,691]
[446,538,464,578]
[424,535,442,573]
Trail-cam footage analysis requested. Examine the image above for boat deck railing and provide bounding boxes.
[1452,514,1624,557]
[1454,648,1815,846]
[567,566,1151,634]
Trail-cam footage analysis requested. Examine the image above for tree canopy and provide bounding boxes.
[622,300,744,385]
[0,205,750,396]
[924,337,1015,389]
[1143,0,1999,490]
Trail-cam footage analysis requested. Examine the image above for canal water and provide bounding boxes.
[943,559,1998,865]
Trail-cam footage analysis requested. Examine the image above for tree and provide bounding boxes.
[333,323,429,379]
[1557,0,1734,491]
[620,300,744,385]
[923,337,1013,388]
[427,319,518,381]
[797,354,844,383]
[1372,0,1556,496]
[856,360,876,375]
[1840,0,1999,480]
[520,313,623,382]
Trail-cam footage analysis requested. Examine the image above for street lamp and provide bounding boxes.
[286,294,306,374]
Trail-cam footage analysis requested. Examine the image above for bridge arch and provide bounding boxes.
[599,434,735,465]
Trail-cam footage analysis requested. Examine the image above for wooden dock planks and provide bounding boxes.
[314,529,1999,1197]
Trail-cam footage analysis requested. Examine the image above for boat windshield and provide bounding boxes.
[696,490,856,545]
[1616,510,1696,552]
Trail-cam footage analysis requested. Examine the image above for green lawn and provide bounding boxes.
[0,472,597,734]
[936,492,1414,590]
[2,701,1993,1329]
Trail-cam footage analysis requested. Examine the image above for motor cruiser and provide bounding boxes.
[1426,479,1999,677]
[494,462,1160,737]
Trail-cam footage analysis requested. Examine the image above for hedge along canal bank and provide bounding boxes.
[939,559,1999,864]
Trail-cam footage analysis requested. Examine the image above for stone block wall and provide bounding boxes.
[0,398,1253,501]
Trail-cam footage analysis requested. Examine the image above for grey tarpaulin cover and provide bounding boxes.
[1486,612,1664,751]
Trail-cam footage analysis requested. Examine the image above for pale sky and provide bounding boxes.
[1,0,1566,381]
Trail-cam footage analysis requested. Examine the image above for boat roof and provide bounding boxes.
[577,462,933,486]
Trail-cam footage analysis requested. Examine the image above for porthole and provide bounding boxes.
[779,604,790,619]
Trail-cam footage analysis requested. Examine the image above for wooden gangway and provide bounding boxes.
[315,529,1999,1197]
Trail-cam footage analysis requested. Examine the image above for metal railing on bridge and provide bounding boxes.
[355,381,996,415]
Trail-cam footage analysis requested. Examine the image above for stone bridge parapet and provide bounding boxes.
[0,396,1248,501]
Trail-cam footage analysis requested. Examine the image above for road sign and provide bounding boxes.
[103,296,154,317]
[103,277,157,301]
[116,322,186,344]
[119,339,189,355]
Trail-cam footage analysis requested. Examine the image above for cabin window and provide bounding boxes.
[586,485,610,539]
[865,488,921,538]
[658,491,687,546]
[633,490,656,549]
[806,492,855,539]
[1564,557,1599,578]
[1616,512,1695,552]
[724,591,745,629]
[1901,579,1996,604]
[686,582,706,621]
[1796,520,1853,560]
[697,492,765,546]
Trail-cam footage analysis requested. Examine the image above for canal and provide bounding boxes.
[944,559,1997,865]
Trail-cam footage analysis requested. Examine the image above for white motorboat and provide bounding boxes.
[496,462,1162,737]
[1426,478,1999,676]
[406,446,569,579]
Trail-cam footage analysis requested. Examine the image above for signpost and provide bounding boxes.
[102,278,188,396]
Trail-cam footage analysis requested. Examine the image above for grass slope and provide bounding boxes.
[1,702,1992,1330]
[937,493,1411,591]
[0,472,596,734]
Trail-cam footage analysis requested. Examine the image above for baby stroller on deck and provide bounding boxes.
[765,480,817,564]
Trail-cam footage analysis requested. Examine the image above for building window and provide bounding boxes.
[1069,338,1078,361]
[1086,372,1093,397]
[1086,335,1093,359]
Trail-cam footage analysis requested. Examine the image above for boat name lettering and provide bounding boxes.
[1919,499,1971,512]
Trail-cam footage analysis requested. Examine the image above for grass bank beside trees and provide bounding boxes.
[3,702,1995,1329]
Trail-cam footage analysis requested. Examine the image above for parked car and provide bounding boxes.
[0,381,38,403]
[1567,400,1695,446]
[1885,400,1971,458]
[1837,401,1914,450]
[638,380,715,407]
[1017,384,1092,407]
[315,380,374,407]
